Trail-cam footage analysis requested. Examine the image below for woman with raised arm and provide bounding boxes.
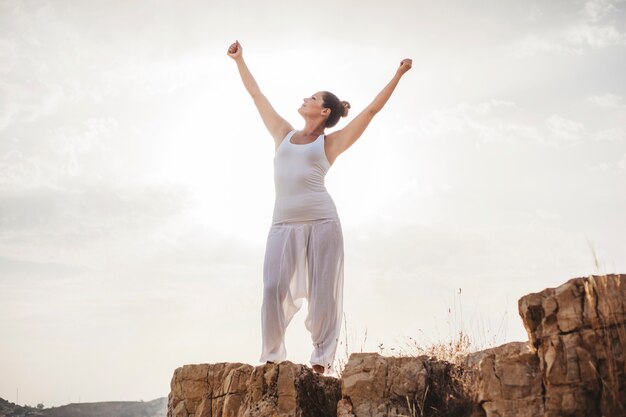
[227,40,412,375]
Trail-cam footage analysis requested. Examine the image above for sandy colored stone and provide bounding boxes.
[519,274,626,348]
[336,398,355,417]
[170,400,187,417]
[194,398,212,417]
[166,274,626,417]
[471,342,543,417]
[519,274,626,417]
[462,341,531,369]
[167,361,339,417]
[340,353,440,417]
[276,363,296,413]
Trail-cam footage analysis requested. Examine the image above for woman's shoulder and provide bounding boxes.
[323,129,342,142]
[274,128,296,150]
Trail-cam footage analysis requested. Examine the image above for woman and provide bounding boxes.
[227,40,412,374]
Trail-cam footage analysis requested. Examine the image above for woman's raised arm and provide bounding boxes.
[227,41,293,144]
[326,58,412,163]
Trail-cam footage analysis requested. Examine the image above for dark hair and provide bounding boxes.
[322,91,351,128]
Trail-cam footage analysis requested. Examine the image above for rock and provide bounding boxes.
[465,341,543,417]
[340,352,476,417]
[519,274,626,349]
[167,361,340,417]
[336,399,355,417]
[167,274,626,417]
[340,353,428,417]
[518,274,626,417]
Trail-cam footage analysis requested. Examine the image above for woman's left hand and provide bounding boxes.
[397,58,412,75]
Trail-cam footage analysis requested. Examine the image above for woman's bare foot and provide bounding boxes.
[312,364,325,374]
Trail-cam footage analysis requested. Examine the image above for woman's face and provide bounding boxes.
[298,91,329,119]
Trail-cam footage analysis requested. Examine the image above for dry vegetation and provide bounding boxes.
[584,274,626,413]
[333,287,505,377]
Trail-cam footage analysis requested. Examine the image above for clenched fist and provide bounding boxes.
[397,58,412,75]
[227,40,242,60]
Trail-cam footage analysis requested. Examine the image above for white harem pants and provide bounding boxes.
[260,218,344,372]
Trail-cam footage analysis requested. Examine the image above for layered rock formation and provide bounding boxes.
[338,353,476,417]
[168,361,340,417]
[338,353,429,417]
[518,274,626,417]
[466,341,542,417]
[168,274,626,417]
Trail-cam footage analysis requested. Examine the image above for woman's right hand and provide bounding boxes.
[227,40,242,60]
[396,58,412,76]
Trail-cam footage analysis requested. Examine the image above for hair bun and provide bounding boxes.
[341,100,351,117]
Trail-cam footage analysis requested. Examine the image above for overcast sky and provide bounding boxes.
[1,0,625,407]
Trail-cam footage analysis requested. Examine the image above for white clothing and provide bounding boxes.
[272,130,339,224]
[260,218,344,372]
[260,130,344,372]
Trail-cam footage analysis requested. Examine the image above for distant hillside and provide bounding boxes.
[0,397,166,417]
[0,397,36,417]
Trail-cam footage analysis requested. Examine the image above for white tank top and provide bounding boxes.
[272,130,339,224]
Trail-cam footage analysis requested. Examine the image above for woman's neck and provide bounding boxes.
[300,120,326,138]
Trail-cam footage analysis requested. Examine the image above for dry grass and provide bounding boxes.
[584,273,626,413]
[333,288,506,376]
[585,241,625,412]
[332,290,495,417]
[391,288,505,365]
[333,312,368,378]
[332,243,625,414]
[400,331,472,364]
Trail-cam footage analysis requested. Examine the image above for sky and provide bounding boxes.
[1,0,625,408]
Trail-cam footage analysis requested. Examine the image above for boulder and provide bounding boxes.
[339,352,476,417]
[167,361,340,417]
[465,341,543,417]
[167,274,626,417]
[518,274,626,417]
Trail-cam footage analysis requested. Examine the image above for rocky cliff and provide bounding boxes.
[168,274,625,417]
[167,362,339,417]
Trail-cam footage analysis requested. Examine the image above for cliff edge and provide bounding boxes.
[168,274,626,417]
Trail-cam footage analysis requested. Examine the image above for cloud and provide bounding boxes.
[586,94,626,142]
[0,80,68,130]
[0,255,87,279]
[527,5,544,22]
[513,35,585,56]
[418,100,541,144]
[0,148,45,190]
[517,208,562,221]
[566,23,626,48]
[584,153,626,173]
[585,161,614,172]
[0,116,125,190]
[0,179,191,265]
[582,0,621,23]
[343,218,590,297]
[593,127,626,142]
[543,114,586,146]
[511,0,626,56]
[588,93,623,107]
[48,117,120,176]
[0,0,214,135]
[416,98,622,148]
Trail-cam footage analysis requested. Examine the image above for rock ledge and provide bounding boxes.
[168,274,626,417]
